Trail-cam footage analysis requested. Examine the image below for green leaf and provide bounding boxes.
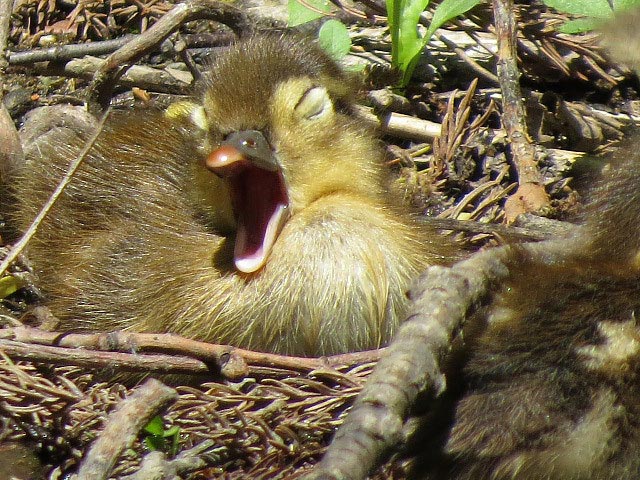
[144,416,165,436]
[425,0,482,39]
[162,425,180,438]
[543,0,640,33]
[558,17,600,33]
[0,275,22,299]
[144,436,163,452]
[396,0,431,73]
[288,0,332,27]
[541,0,614,18]
[399,0,481,86]
[169,430,181,457]
[386,0,398,62]
[318,20,351,60]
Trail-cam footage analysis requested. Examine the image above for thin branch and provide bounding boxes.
[75,378,178,480]
[0,338,212,375]
[8,32,237,66]
[435,31,499,85]
[8,35,136,65]
[87,0,252,113]
[36,56,193,94]
[0,326,383,378]
[423,216,575,241]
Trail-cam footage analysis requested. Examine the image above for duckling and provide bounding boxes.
[416,260,640,478]
[10,35,455,356]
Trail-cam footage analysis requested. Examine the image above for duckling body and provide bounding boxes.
[419,265,640,479]
[413,135,640,478]
[11,36,454,356]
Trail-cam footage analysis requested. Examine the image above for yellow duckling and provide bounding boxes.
[11,35,454,356]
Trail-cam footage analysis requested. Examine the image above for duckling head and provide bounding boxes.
[173,35,385,273]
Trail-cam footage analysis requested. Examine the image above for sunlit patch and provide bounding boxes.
[577,318,640,374]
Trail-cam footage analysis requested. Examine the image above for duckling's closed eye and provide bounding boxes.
[294,86,333,121]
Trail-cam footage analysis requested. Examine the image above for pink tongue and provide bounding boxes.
[232,167,288,273]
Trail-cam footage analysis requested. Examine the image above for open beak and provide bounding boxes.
[205,130,290,273]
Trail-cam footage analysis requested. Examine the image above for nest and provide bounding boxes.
[0,329,398,479]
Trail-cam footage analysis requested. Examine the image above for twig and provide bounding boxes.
[352,0,386,15]
[303,233,584,480]
[423,216,575,241]
[0,326,383,378]
[0,0,11,70]
[367,89,412,114]
[74,378,178,480]
[353,105,442,141]
[434,31,499,85]
[36,56,193,94]
[175,37,202,82]
[121,440,214,480]
[445,164,510,219]
[8,35,136,65]
[87,0,252,113]
[0,109,111,278]
[492,0,550,222]
[8,32,239,66]
[0,338,212,375]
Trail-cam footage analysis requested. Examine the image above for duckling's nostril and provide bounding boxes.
[242,138,257,149]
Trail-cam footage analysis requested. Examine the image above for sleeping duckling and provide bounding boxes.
[10,35,455,356]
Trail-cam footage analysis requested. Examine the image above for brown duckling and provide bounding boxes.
[10,35,455,356]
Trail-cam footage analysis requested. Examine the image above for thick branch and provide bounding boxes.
[121,440,215,480]
[492,0,550,221]
[304,232,583,480]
